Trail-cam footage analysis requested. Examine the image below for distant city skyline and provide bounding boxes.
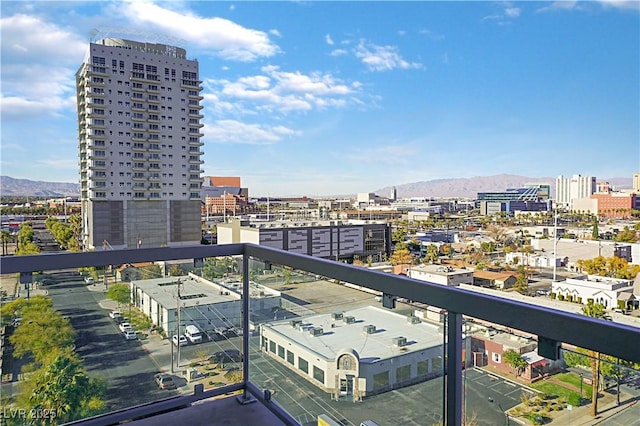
[1,1,638,196]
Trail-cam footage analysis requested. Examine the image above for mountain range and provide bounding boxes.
[0,174,633,199]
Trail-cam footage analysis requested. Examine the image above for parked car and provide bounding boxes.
[172,335,188,346]
[123,329,137,340]
[209,349,243,363]
[154,373,177,390]
[119,322,132,332]
[109,311,122,320]
[85,276,94,284]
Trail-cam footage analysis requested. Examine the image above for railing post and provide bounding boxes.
[446,312,463,426]
[241,252,250,397]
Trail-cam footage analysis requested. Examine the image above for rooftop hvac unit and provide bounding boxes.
[407,316,421,324]
[310,327,324,336]
[290,319,302,328]
[363,324,376,334]
[343,316,356,324]
[331,312,344,320]
[300,325,313,332]
[392,336,407,347]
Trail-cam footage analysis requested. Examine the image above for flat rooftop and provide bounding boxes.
[263,305,443,362]
[132,275,239,308]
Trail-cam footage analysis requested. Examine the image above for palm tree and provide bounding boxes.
[1,230,12,256]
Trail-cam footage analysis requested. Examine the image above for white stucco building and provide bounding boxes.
[407,264,473,287]
[551,274,639,310]
[260,306,445,400]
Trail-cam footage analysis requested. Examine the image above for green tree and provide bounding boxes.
[1,230,13,256]
[424,244,439,264]
[139,264,162,279]
[15,222,40,255]
[6,296,75,366]
[592,218,599,240]
[582,301,605,417]
[577,256,640,279]
[613,226,638,243]
[105,283,130,308]
[389,244,414,266]
[503,349,528,378]
[513,265,529,295]
[26,353,106,423]
[168,264,184,276]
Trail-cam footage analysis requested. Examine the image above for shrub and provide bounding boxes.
[558,294,565,301]
[550,292,556,300]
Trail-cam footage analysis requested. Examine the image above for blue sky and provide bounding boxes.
[1,1,638,197]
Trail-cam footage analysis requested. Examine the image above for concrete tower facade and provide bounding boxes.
[76,38,204,249]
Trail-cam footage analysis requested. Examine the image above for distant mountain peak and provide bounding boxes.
[0,176,80,197]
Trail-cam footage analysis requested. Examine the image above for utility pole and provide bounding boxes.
[553,209,558,283]
[176,279,183,369]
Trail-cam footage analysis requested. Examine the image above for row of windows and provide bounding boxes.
[92,192,192,198]
[268,340,324,384]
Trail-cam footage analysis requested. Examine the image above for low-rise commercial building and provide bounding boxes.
[551,274,639,310]
[130,273,280,336]
[260,306,444,401]
[407,264,473,287]
[217,219,391,262]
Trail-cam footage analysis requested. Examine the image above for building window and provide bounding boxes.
[313,366,324,384]
[396,365,411,382]
[373,371,389,389]
[286,350,294,365]
[277,345,285,359]
[298,357,309,374]
[417,360,429,376]
[432,356,443,371]
[492,353,501,363]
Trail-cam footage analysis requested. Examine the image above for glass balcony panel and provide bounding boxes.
[2,246,639,426]
[246,259,445,426]
[1,256,248,424]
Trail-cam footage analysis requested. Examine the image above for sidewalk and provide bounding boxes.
[547,392,634,425]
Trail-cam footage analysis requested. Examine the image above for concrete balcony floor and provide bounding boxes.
[125,395,287,426]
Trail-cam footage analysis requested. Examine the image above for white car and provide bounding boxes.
[172,335,188,346]
[119,322,132,332]
[109,311,122,320]
[123,329,137,340]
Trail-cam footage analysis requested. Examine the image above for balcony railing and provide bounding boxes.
[2,244,639,426]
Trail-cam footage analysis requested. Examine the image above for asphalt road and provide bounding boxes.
[43,271,178,410]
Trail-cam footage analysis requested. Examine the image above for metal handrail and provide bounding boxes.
[3,244,639,426]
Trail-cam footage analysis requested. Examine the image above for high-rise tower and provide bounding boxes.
[76,38,204,249]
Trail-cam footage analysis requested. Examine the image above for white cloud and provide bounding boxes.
[0,14,84,120]
[325,34,334,45]
[120,1,280,62]
[595,0,639,10]
[205,66,362,116]
[483,3,522,23]
[537,0,639,13]
[354,40,423,72]
[0,14,86,64]
[37,157,78,169]
[505,7,521,17]
[419,29,445,41]
[203,119,299,144]
[330,49,348,56]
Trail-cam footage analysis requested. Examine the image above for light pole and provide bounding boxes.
[579,373,584,404]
